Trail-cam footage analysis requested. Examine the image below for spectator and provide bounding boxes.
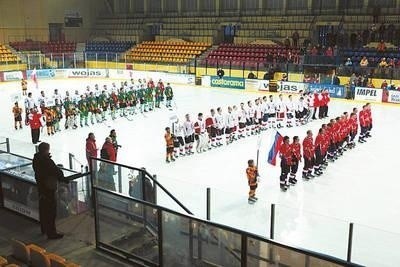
[325,47,333,57]
[378,58,388,68]
[284,36,290,48]
[310,46,318,56]
[28,108,42,144]
[101,137,116,162]
[281,73,288,81]
[360,56,369,67]
[378,23,386,41]
[377,40,386,52]
[292,31,299,47]
[345,58,353,66]
[381,80,388,89]
[349,73,357,86]
[32,142,66,239]
[109,129,121,160]
[387,58,395,68]
[367,81,375,88]
[12,102,23,130]
[247,71,257,79]
[85,132,98,167]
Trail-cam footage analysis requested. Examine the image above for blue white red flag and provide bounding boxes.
[267,131,283,166]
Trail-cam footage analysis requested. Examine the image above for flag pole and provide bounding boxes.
[256,135,262,170]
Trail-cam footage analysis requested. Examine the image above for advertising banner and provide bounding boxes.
[308,83,345,99]
[210,76,245,90]
[388,90,400,104]
[26,69,55,79]
[277,81,307,93]
[67,69,108,78]
[245,79,270,91]
[354,87,383,103]
[3,71,23,81]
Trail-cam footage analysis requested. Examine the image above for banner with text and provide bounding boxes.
[388,90,400,104]
[211,76,245,89]
[67,69,109,78]
[277,81,307,93]
[26,69,55,79]
[354,87,383,103]
[308,83,346,99]
[3,71,24,81]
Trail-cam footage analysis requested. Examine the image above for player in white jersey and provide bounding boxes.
[266,95,276,129]
[52,89,63,105]
[296,96,308,125]
[261,96,269,131]
[37,91,48,111]
[24,92,36,114]
[246,101,255,136]
[238,103,247,138]
[183,114,195,155]
[72,90,81,105]
[215,107,225,146]
[254,98,263,134]
[232,105,239,140]
[275,94,285,128]
[172,118,185,158]
[194,113,208,152]
[225,106,236,144]
[285,95,296,128]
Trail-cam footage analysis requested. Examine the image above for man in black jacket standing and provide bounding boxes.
[32,142,65,239]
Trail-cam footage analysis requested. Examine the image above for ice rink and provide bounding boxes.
[1,78,399,266]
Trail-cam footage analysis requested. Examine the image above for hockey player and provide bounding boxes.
[238,102,247,138]
[261,96,269,131]
[110,90,118,120]
[172,118,185,158]
[348,110,358,148]
[98,91,109,121]
[194,113,207,153]
[231,105,239,140]
[285,95,296,128]
[279,136,292,191]
[295,96,307,125]
[302,130,315,179]
[52,89,63,106]
[146,80,155,111]
[226,106,236,144]
[44,107,55,136]
[126,87,137,115]
[246,159,258,204]
[267,95,276,129]
[275,94,285,128]
[289,136,301,185]
[53,99,62,132]
[246,101,255,135]
[365,103,372,138]
[215,107,225,146]
[88,92,98,124]
[137,84,146,113]
[78,95,89,127]
[164,127,175,163]
[314,128,325,176]
[154,84,162,108]
[205,109,217,148]
[183,114,195,155]
[21,78,27,96]
[254,99,263,134]
[118,88,127,117]
[157,79,165,102]
[164,83,173,108]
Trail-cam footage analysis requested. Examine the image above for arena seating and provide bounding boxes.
[9,41,76,54]
[0,44,19,63]
[341,47,400,67]
[204,43,300,67]
[92,17,143,43]
[9,239,80,267]
[126,41,210,63]
[85,41,135,53]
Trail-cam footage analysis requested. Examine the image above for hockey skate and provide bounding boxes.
[280,183,288,191]
[302,172,309,180]
[248,198,256,204]
[289,177,297,185]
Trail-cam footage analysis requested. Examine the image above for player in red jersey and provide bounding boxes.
[289,136,301,185]
[205,109,217,148]
[314,128,325,176]
[279,136,292,191]
[365,103,372,138]
[358,105,368,143]
[348,110,358,149]
[320,124,329,169]
[302,130,315,179]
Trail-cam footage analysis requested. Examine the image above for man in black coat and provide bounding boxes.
[32,142,66,239]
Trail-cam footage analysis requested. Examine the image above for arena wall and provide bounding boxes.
[0,0,99,43]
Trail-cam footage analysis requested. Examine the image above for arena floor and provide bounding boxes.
[0,78,399,266]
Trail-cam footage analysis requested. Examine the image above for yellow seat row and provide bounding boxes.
[0,44,19,62]
[10,239,80,267]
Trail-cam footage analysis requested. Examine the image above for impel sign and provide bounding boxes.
[354,87,383,103]
[67,69,108,78]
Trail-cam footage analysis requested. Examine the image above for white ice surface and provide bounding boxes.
[1,78,400,266]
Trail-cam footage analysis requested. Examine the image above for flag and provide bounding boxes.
[31,68,38,89]
[267,131,283,166]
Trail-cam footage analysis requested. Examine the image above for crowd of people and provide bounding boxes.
[17,78,174,144]
[164,90,331,163]
[245,103,373,203]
